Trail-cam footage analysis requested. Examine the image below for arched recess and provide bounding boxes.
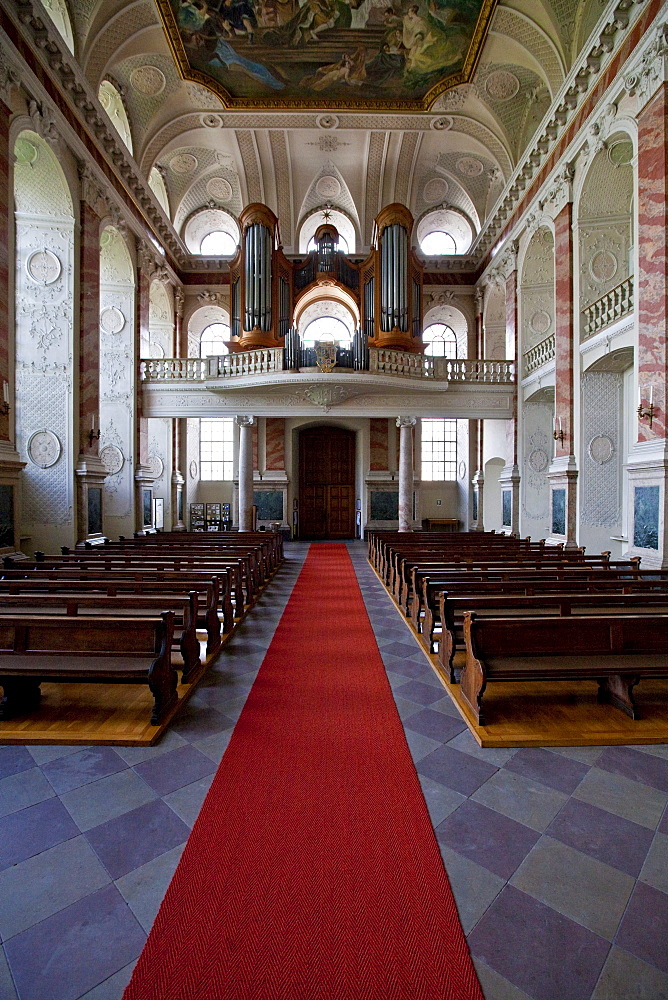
[483,284,506,359]
[99,225,135,536]
[13,130,75,551]
[423,301,469,358]
[298,208,357,255]
[294,283,360,339]
[520,226,555,375]
[42,0,75,53]
[187,303,231,358]
[182,207,239,257]
[148,167,170,217]
[98,80,133,154]
[521,385,554,539]
[577,135,634,338]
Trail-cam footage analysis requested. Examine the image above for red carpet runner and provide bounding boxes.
[124,544,483,999]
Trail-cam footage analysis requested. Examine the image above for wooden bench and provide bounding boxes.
[0,612,176,725]
[460,612,668,724]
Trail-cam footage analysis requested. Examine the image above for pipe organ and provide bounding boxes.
[227,203,422,355]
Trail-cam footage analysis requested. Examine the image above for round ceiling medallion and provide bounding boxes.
[316,175,341,198]
[27,429,61,469]
[589,435,614,465]
[100,306,125,335]
[430,115,453,130]
[485,70,520,101]
[316,114,339,129]
[530,310,551,336]
[26,249,61,285]
[423,177,449,203]
[100,444,124,476]
[456,156,484,177]
[170,153,198,174]
[529,448,549,473]
[206,177,233,202]
[590,249,618,283]
[147,455,164,479]
[130,66,166,96]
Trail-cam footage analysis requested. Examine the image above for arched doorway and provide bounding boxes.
[298,426,355,539]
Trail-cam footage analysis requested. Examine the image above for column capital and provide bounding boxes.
[78,163,106,216]
[235,415,255,427]
[396,416,417,428]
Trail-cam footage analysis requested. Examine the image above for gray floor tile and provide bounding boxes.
[115,844,185,933]
[27,745,88,766]
[472,769,569,833]
[192,728,234,764]
[472,958,534,1000]
[573,768,668,830]
[418,775,466,826]
[0,947,18,1000]
[0,836,110,940]
[639,831,668,893]
[628,744,668,761]
[592,946,668,1000]
[426,695,465,719]
[510,835,635,940]
[0,767,55,819]
[115,730,188,766]
[163,773,215,827]
[390,695,423,721]
[76,961,137,1000]
[404,729,443,763]
[447,730,518,767]
[60,769,158,833]
[439,843,504,934]
[548,746,606,765]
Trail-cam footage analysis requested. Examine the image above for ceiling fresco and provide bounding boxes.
[157,0,497,109]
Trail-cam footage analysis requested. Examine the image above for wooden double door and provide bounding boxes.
[298,426,355,539]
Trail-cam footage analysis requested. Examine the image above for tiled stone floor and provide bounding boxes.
[0,540,667,1000]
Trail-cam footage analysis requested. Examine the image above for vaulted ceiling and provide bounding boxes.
[67,0,605,255]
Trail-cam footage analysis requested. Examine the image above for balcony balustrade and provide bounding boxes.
[581,275,634,340]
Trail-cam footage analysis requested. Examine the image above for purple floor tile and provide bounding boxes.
[379,640,423,658]
[597,747,668,793]
[404,708,466,743]
[660,806,668,835]
[436,799,539,879]
[42,748,127,795]
[468,884,609,1000]
[546,798,654,877]
[393,679,446,707]
[4,884,145,1000]
[85,799,190,879]
[0,797,79,871]
[134,745,216,796]
[384,658,434,681]
[0,746,35,780]
[617,881,668,974]
[418,745,498,795]
[504,747,590,795]
[169,703,236,741]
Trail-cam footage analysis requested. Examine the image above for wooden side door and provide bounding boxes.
[299,427,355,539]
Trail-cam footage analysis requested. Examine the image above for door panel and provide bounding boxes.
[299,428,355,539]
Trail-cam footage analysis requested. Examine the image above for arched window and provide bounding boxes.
[41,0,74,52]
[183,208,239,257]
[416,208,473,256]
[200,323,230,356]
[302,316,352,346]
[98,81,133,154]
[148,167,170,217]
[298,209,356,254]
[423,323,457,358]
[307,232,349,254]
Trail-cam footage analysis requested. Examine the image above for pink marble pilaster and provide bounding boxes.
[637,83,668,442]
[252,422,258,472]
[136,263,151,470]
[370,418,389,471]
[0,102,10,443]
[505,271,519,467]
[396,416,416,532]
[79,202,101,457]
[265,418,285,470]
[554,204,574,458]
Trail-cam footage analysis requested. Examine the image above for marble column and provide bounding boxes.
[547,201,579,549]
[627,82,668,566]
[396,416,416,532]
[237,415,255,531]
[498,269,520,535]
[134,243,156,533]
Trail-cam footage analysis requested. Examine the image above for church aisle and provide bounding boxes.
[0,542,666,999]
[347,542,668,1000]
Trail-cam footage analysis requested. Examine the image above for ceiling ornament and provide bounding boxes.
[316,114,339,129]
[155,0,498,111]
[130,66,166,96]
[484,70,520,101]
[316,176,341,199]
[300,385,357,411]
[170,153,198,174]
[430,115,453,130]
[423,177,449,203]
[206,177,233,202]
[456,156,484,177]
[201,113,224,128]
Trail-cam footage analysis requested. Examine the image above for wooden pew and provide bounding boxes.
[460,612,668,724]
[0,612,176,725]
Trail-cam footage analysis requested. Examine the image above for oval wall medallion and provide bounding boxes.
[588,435,615,465]
[589,249,618,284]
[100,306,125,335]
[147,455,164,479]
[26,249,61,285]
[458,460,467,480]
[529,448,549,473]
[100,444,124,476]
[530,310,551,336]
[189,460,198,479]
[27,429,61,469]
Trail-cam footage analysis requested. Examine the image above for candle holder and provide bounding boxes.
[88,427,101,447]
[637,401,654,428]
[552,427,564,444]
[0,401,9,417]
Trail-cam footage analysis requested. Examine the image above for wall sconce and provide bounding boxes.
[88,412,100,447]
[637,386,654,429]
[553,416,564,444]
[0,381,9,417]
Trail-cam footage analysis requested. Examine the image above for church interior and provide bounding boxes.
[0,0,667,996]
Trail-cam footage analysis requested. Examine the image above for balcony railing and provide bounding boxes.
[140,348,515,385]
[581,275,634,340]
[523,334,556,376]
